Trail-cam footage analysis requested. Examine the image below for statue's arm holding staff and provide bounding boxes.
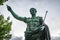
[40,11,51,40]
[6,5,26,22]
[43,24,51,40]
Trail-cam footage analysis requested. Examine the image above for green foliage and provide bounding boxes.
[0,15,12,40]
[0,0,8,5]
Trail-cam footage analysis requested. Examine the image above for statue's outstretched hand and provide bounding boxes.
[6,5,12,11]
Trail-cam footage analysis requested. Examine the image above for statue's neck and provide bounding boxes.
[32,15,36,18]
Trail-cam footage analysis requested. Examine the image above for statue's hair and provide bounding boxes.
[30,8,37,12]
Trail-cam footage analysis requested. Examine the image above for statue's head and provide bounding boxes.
[30,8,37,15]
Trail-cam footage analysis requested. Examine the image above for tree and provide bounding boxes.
[0,15,12,40]
[0,0,8,5]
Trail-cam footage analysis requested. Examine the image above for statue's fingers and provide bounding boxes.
[6,5,9,7]
[6,5,9,9]
[6,5,10,8]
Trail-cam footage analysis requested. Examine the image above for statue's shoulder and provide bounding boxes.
[25,17,31,21]
[23,17,31,19]
[37,16,43,19]
[26,17,31,19]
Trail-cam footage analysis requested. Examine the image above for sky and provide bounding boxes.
[0,0,60,39]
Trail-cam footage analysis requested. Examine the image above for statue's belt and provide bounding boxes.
[25,26,45,34]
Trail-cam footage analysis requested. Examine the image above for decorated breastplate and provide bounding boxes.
[26,17,42,31]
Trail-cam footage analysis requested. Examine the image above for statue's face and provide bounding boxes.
[30,8,37,15]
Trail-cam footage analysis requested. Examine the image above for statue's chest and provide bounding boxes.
[27,17,40,24]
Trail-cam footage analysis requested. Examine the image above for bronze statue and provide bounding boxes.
[6,5,51,40]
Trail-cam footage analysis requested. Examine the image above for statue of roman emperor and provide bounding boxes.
[6,5,51,40]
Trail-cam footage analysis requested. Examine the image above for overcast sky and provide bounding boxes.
[0,0,60,39]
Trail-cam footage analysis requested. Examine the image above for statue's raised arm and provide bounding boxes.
[6,5,26,22]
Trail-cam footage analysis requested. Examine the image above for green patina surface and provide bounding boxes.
[6,5,51,40]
